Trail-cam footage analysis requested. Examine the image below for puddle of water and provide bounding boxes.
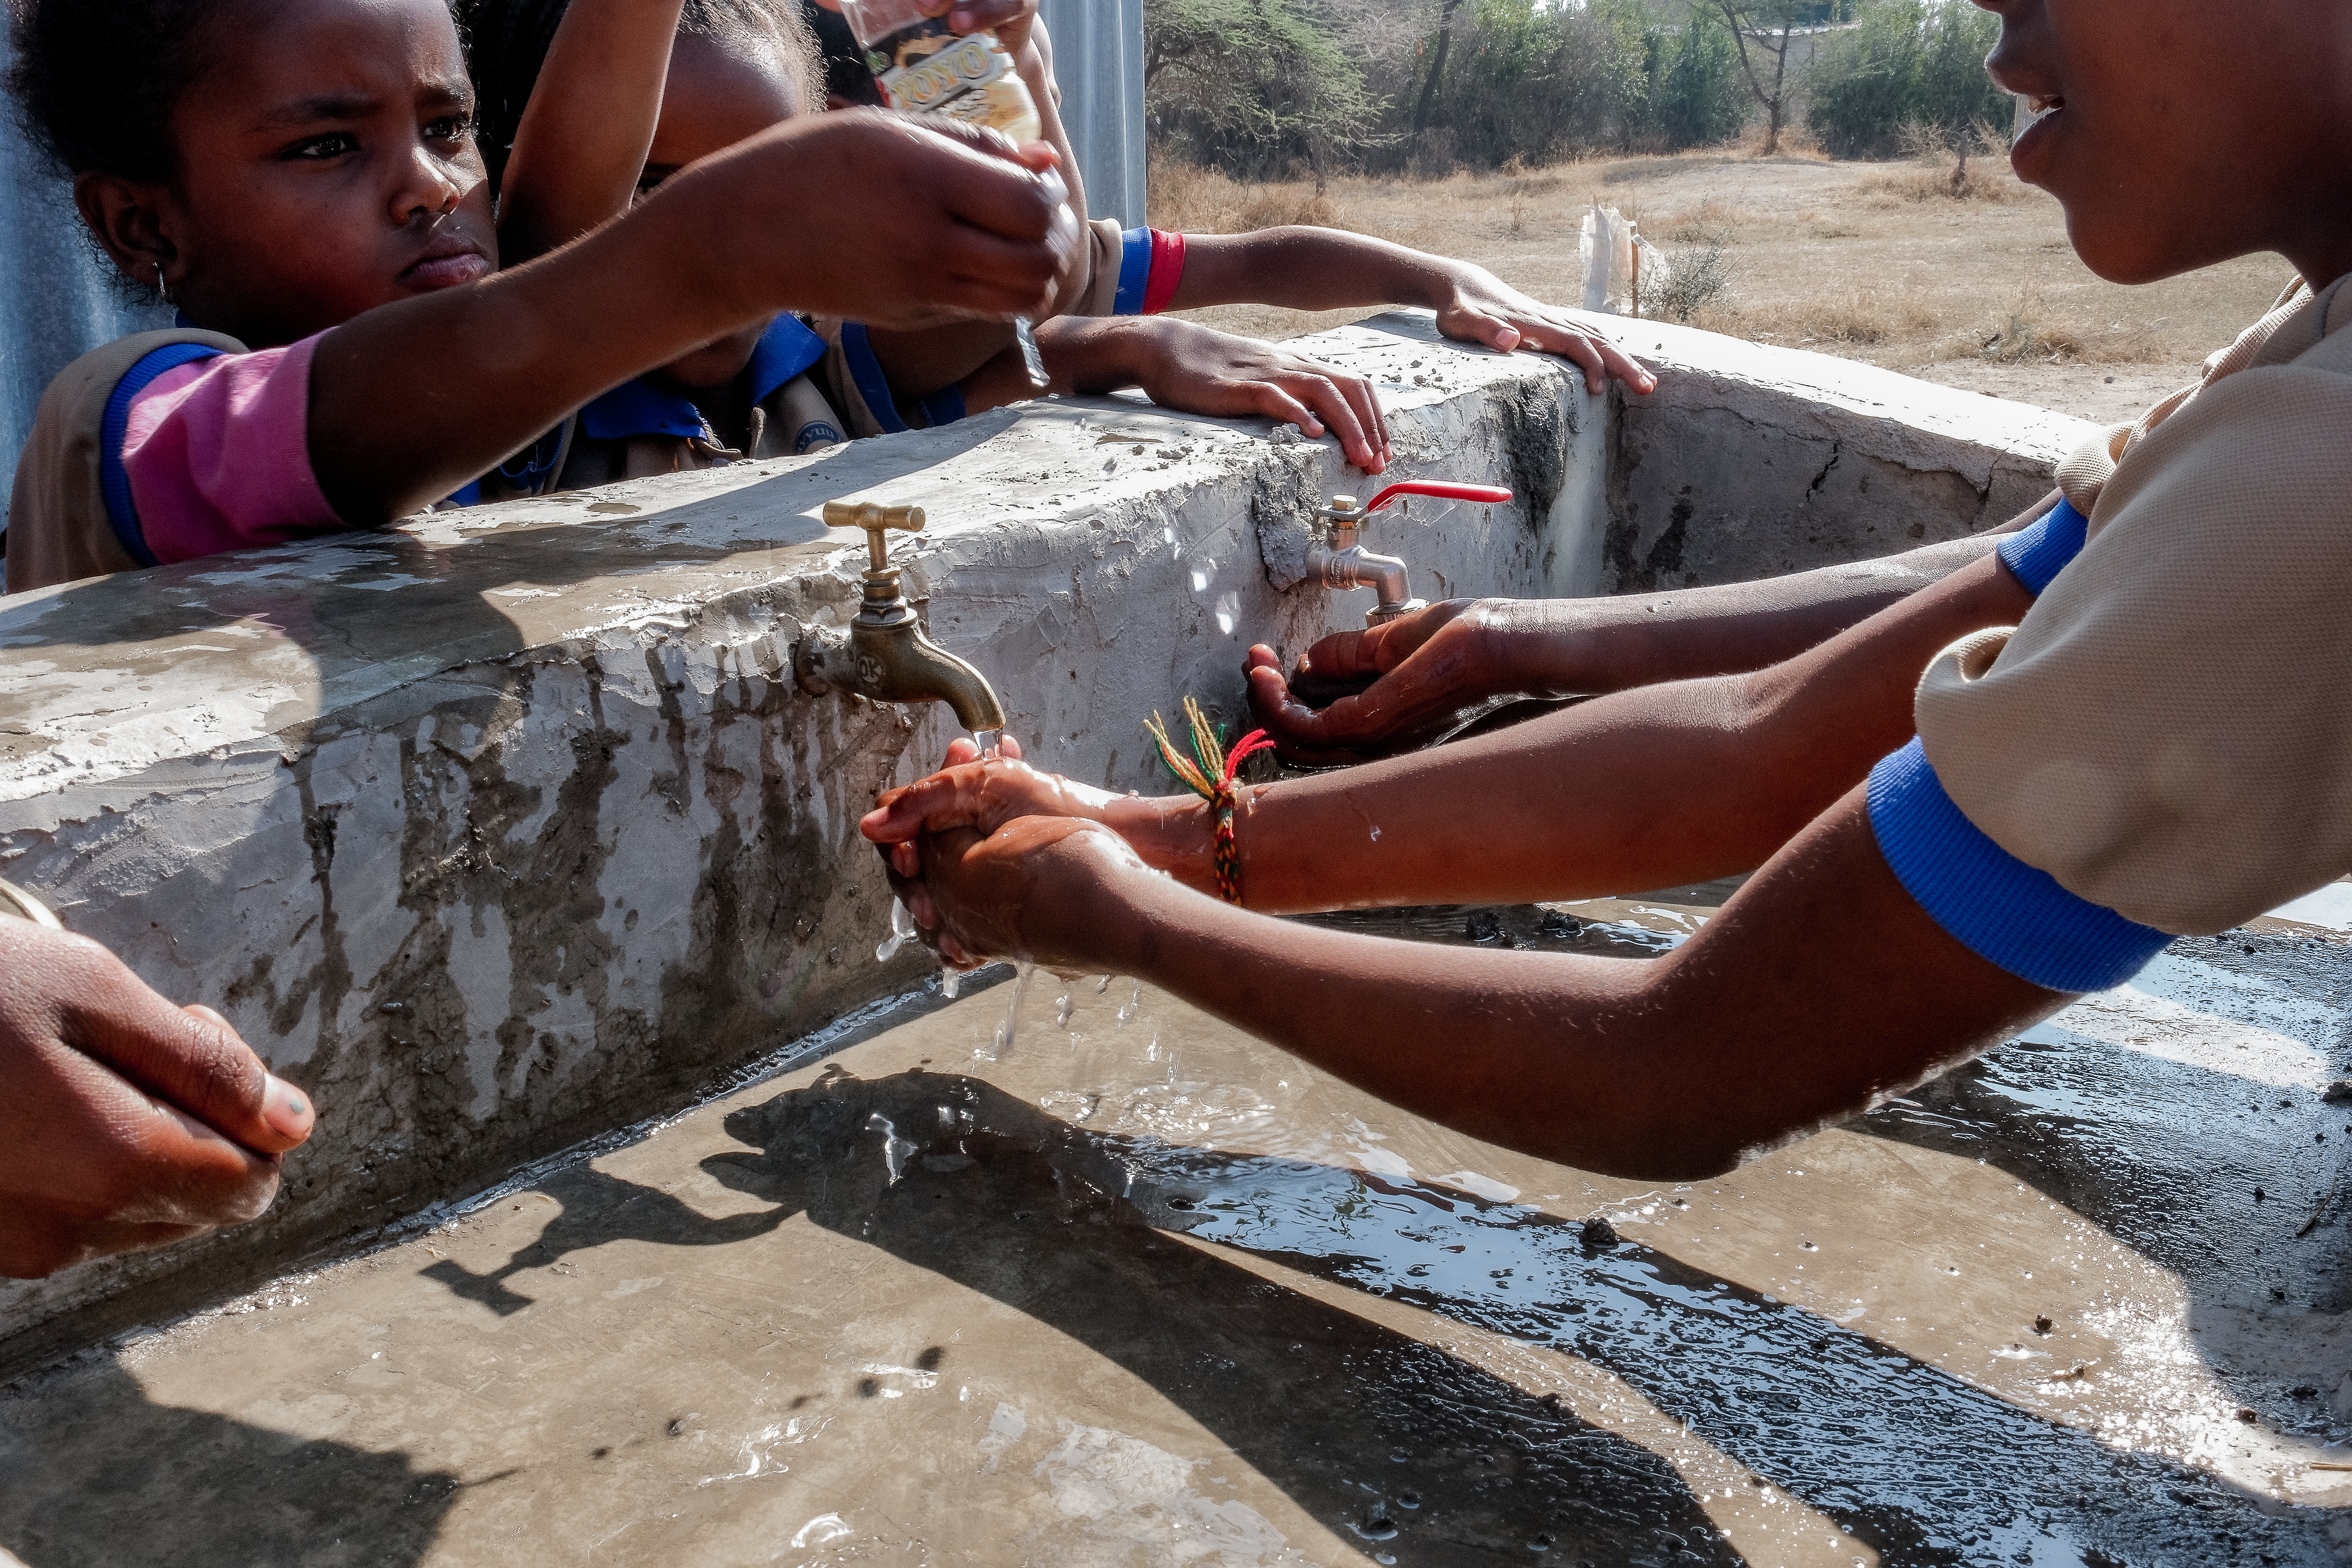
[2263,879,2352,935]
[20,907,2351,1567]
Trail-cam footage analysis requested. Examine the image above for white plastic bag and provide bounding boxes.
[1578,206,1669,317]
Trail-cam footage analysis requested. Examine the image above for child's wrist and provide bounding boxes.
[1111,794,1218,891]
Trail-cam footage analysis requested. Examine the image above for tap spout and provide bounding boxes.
[1307,540,1413,613]
[793,499,1007,732]
[795,604,1008,733]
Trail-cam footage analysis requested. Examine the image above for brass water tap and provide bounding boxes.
[1306,481,1514,627]
[793,500,1008,734]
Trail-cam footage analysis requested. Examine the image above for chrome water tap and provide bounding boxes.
[793,501,1008,733]
[1306,481,1514,627]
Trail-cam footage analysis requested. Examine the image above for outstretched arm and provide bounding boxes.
[495,0,686,266]
[865,544,2036,910]
[886,786,2064,1180]
[310,113,1068,523]
[1244,489,2062,764]
[1171,227,1657,395]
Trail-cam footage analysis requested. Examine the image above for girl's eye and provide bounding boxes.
[284,132,360,161]
[426,114,475,145]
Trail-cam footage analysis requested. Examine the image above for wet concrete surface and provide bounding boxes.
[4,893,2351,1566]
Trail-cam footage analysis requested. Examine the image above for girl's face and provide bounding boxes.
[82,0,496,347]
[1978,0,2352,288]
[641,31,808,391]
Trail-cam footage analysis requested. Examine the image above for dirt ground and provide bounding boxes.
[1153,155,2295,426]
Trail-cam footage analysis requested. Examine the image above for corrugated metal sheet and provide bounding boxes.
[1038,0,1146,229]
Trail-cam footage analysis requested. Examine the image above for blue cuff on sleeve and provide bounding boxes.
[1112,226,1153,317]
[840,321,909,435]
[1995,497,2088,596]
[101,341,228,568]
[1867,736,2171,993]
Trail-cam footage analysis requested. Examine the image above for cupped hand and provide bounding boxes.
[1243,600,1531,765]
[1132,319,1391,473]
[885,816,1143,971]
[862,736,1127,881]
[0,923,316,1279]
[1431,263,1657,396]
[719,111,1071,328]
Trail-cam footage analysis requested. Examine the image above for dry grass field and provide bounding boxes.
[1152,153,2293,425]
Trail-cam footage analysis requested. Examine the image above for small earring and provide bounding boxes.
[153,262,173,306]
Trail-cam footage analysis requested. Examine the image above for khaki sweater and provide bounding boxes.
[1915,275,2352,933]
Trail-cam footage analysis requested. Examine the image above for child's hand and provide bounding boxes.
[1127,319,1391,473]
[944,0,1040,60]
[1430,263,1657,396]
[863,738,1124,880]
[886,816,1144,971]
[0,923,315,1279]
[684,110,1076,328]
[1243,604,1534,765]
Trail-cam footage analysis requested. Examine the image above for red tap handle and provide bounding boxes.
[1363,481,1514,513]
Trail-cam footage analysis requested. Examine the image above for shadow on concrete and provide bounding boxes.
[419,1163,793,1316]
[688,1067,2340,1567]
[702,1065,1741,1566]
[0,1360,468,1568]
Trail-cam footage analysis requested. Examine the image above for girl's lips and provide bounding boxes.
[402,250,490,290]
[2010,95,2065,186]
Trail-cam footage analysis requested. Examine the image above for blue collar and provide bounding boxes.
[579,315,827,442]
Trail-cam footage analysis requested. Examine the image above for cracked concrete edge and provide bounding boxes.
[0,312,2071,1372]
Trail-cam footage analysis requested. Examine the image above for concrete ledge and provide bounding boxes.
[1600,315,2096,589]
[0,313,2084,1372]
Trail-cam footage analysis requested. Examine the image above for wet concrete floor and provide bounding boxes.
[5,890,2352,1567]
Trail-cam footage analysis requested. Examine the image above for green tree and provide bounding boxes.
[1636,5,1746,150]
[1428,0,1647,167]
[1807,0,2009,162]
[1710,0,1808,155]
[1145,0,1388,187]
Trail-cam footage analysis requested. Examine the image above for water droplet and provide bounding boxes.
[940,966,962,999]
[866,1113,915,1186]
[969,727,1003,761]
[1214,590,1239,636]
[1189,564,1213,593]
[876,898,916,963]
[1055,993,1074,1027]
[983,961,1035,1061]
[1369,825,1381,842]
[1094,974,1112,994]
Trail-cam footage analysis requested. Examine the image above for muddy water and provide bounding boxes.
[2,897,2349,1566]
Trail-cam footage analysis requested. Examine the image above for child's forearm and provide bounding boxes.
[310,115,1066,521]
[1456,527,2032,698]
[1106,549,2037,913]
[1006,788,2059,1181]
[496,0,686,266]
[312,184,765,522]
[960,315,1141,411]
[1168,228,1453,314]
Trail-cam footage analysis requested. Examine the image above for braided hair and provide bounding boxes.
[460,0,825,193]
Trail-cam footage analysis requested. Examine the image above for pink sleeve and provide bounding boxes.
[120,333,342,564]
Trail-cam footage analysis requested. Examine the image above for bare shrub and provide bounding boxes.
[1649,237,1735,322]
[1934,294,2165,364]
